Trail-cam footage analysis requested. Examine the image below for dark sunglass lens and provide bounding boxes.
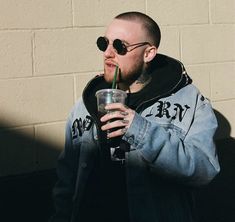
[96,37,108,52]
[113,39,127,55]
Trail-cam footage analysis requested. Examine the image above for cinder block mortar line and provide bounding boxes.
[2,23,231,32]
[73,74,77,104]
[0,120,68,131]
[0,72,93,81]
[184,60,235,66]
[34,121,67,129]
[0,71,103,81]
[0,27,72,31]
[0,25,106,32]
[212,98,235,103]
[145,0,148,13]
[71,0,75,27]
[0,124,34,132]
[187,61,235,67]
[208,0,212,25]
[174,23,235,29]
[31,31,36,76]
[179,27,182,61]
[209,66,212,99]
[0,121,66,132]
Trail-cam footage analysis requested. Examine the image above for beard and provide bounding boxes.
[104,59,146,86]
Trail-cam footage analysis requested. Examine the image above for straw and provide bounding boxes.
[111,65,119,89]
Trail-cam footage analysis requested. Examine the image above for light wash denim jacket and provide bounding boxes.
[52,54,220,222]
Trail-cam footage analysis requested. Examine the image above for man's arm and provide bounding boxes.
[123,99,220,186]
[100,98,220,186]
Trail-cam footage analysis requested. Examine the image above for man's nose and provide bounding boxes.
[104,43,116,57]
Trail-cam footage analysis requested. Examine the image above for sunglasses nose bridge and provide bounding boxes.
[103,42,116,56]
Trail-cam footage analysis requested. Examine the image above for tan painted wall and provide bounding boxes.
[0,0,234,176]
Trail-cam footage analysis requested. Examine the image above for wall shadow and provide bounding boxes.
[0,121,59,222]
[194,110,235,222]
[0,109,234,222]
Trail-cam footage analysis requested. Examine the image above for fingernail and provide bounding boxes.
[120,111,128,116]
[122,119,129,124]
[121,127,127,134]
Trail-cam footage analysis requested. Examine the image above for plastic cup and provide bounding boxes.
[96,89,127,116]
[96,89,127,147]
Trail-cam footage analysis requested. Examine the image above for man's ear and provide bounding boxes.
[144,46,157,63]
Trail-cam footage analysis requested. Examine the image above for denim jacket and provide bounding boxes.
[51,54,220,222]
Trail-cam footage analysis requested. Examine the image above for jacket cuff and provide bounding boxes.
[122,112,150,150]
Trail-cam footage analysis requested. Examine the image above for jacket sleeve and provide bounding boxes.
[123,98,220,186]
[50,114,79,222]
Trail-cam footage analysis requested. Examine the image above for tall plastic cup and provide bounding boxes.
[95,89,127,147]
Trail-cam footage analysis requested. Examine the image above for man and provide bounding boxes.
[51,12,220,222]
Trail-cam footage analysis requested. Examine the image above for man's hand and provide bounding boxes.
[100,103,135,138]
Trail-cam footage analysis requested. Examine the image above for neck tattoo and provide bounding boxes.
[135,73,152,88]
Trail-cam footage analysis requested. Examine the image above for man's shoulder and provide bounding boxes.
[68,98,87,117]
[175,84,212,107]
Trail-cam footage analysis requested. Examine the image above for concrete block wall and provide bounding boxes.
[0,0,234,177]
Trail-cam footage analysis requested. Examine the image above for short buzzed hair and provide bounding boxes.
[115,11,161,48]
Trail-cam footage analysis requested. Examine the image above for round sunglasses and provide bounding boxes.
[96,36,150,55]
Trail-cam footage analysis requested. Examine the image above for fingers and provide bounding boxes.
[101,118,129,131]
[100,110,128,123]
[107,127,128,138]
[100,103,135,138]
[100,103,130,122]
[105,102,128,111]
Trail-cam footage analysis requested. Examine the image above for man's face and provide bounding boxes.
[102,19,148,84]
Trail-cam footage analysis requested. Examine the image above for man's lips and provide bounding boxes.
[105,61,118,68]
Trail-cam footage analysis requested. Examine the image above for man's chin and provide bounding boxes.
[103,73,115,83]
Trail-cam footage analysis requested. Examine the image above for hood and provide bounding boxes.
[83,54,192,119]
